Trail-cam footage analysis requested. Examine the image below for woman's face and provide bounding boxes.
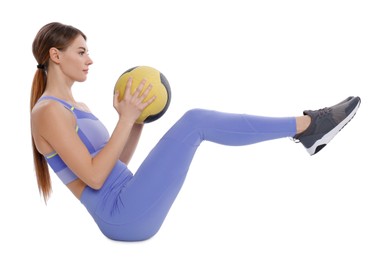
[58,35,93,82]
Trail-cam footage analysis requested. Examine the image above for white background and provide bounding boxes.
[1,0,374,259]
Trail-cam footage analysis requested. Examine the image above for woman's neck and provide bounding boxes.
[44,67,76,103]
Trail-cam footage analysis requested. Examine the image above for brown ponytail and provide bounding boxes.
[30,22,86,202]
[30,67,50,202]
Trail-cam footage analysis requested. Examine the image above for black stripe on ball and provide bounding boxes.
[144,72,171,123]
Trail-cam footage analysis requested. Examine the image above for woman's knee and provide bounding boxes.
[162,108,210,144]
[181,108,212,124]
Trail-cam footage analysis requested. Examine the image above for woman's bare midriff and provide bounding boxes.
[67,179,87,199]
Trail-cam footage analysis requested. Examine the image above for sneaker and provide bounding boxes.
[294,96,361,155]
[331,96,354,108]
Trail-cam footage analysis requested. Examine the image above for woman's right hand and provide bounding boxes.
[113,77,156,124]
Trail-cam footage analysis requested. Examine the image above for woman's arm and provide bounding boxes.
[33,78,155,190]
[119,123,144,165]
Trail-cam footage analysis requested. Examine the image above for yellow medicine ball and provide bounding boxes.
[114,66,171,124]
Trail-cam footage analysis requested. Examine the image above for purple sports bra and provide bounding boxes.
[38,96,110,184]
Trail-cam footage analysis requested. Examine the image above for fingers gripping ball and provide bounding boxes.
[114,66,171,124]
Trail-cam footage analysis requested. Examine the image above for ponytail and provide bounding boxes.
[30,68,51,202]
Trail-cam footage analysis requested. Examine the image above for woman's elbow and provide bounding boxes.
[89,178,105,190]
[89,182,103,190]
[84,174,105,190]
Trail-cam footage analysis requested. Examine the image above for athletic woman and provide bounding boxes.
[30,22,361,241]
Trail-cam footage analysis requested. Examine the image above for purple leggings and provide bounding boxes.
[80,109,296,241]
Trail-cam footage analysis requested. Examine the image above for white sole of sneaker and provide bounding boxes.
[306,99,361,155]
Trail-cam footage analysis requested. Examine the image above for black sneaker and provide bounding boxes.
[332,96,354,107]
[294,96,361,155]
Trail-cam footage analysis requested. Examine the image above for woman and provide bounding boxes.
[30,22,361,241]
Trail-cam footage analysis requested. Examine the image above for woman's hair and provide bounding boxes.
[30,22,87,202]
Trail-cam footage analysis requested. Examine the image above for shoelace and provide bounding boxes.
[316,107,332,119]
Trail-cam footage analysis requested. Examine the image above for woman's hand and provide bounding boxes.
[113,77,156,124]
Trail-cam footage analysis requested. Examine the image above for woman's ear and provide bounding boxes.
[49,47,60,64]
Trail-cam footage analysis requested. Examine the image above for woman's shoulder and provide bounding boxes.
[31,99,75,125]
[32,98,63,116]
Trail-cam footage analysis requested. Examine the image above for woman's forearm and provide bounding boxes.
[90,118,134,189]
[119,123,144,164]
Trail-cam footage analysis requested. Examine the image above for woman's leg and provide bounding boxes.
[116,109,296,240]
[101,96,360,241]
